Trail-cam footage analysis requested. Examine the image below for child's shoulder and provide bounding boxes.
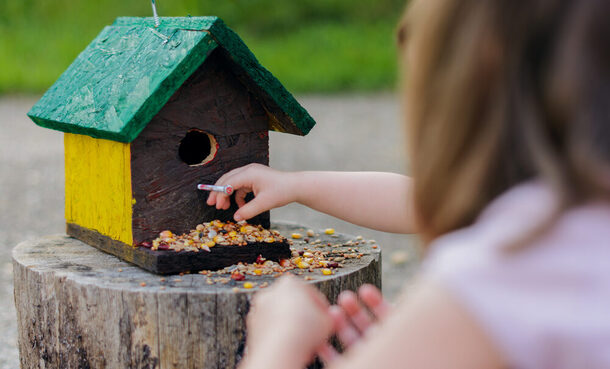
[432,180,610,256]
[422,181,610,369]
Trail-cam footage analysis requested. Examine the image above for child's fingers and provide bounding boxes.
[216,194,229,210]
[337,290,374,334]
[358,284,392,320]
[206,191,218,206]
[235,189,249,208]
[213,171,255,210]
[316,343,339,365]
[233,194,269,221]
[329,305,360,347]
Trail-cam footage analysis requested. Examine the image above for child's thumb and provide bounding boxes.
[233,198,267,222]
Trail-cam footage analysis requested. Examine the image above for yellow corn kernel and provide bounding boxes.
[206,241,216,248]
[253,269,262,276]
[240,226,247,233]
[291,233,303,239]
[297,261,310,269]
[322,268,332,276]
[243,282,254,289]
[324,228,335,235]
[229,231,237,237]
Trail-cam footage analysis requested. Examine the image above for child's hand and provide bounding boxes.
[317,284,392,364]
[240,276,334,369]
[206,164,296,221]
[332,284,392,345]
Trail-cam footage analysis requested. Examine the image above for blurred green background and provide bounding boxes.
[0,0,406,94]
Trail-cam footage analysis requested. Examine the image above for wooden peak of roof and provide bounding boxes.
[28,17,315,143]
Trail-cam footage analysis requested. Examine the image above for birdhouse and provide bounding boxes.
[27,17,315,274]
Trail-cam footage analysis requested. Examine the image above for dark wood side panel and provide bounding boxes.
[130,48,271,245]
[67,223,290,275]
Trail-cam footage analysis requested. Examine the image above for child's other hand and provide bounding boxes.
[241,276,334,368]
[206,164,295,221]
[317,284,392,364]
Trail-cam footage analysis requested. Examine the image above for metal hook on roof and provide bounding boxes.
[151,0,160,27]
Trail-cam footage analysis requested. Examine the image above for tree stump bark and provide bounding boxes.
[12,222,381,369]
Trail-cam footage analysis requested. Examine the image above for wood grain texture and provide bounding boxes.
[64,133,133,244]
[13,223,381,369]
[28,16,316,142]
[28,24,218,142]
[67,223,290,275]
[130,48,271,246]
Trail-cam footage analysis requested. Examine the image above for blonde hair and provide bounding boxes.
[400,0,610,243]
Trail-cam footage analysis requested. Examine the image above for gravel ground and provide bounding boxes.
[0,94,420,368]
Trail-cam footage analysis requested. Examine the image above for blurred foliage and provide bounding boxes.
[0,0,406,94]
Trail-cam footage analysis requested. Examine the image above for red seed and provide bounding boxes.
[158,242,170,250]
[256,255,266,264]
[327,262,339,268]
[138,241,152,248]
[231,271,245,281]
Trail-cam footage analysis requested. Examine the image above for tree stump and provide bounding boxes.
[12,222,381,369]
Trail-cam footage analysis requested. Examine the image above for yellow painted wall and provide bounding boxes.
[64,133,133,244]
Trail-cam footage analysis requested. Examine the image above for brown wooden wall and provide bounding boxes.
[130,49,270,244]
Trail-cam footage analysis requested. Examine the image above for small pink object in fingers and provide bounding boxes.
[197,184,234,195]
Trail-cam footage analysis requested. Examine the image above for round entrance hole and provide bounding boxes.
[178,129,218,166]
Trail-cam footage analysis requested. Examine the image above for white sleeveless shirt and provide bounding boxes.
[422,182,610,369]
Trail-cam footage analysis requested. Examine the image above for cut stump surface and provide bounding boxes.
[12,222,381,369]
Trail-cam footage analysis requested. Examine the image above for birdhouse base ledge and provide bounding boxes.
[66,223,291,275]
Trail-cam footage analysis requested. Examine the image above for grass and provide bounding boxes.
[0,0,404,94]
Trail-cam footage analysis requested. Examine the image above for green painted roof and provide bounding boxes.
[28,17,315,142]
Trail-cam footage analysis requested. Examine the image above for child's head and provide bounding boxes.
[400,0,610,241]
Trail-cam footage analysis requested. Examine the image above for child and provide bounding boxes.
[208,0,610,368]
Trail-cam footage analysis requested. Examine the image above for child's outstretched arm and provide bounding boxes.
[206,164,415,234]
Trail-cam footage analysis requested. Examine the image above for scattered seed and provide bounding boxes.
[324,228,335,235]
[291,233,303,239]
[160,230,173,239]
[231,271,246,281]
[140,282,147,287]
[322,269,332,276]
[243,282,254,289]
